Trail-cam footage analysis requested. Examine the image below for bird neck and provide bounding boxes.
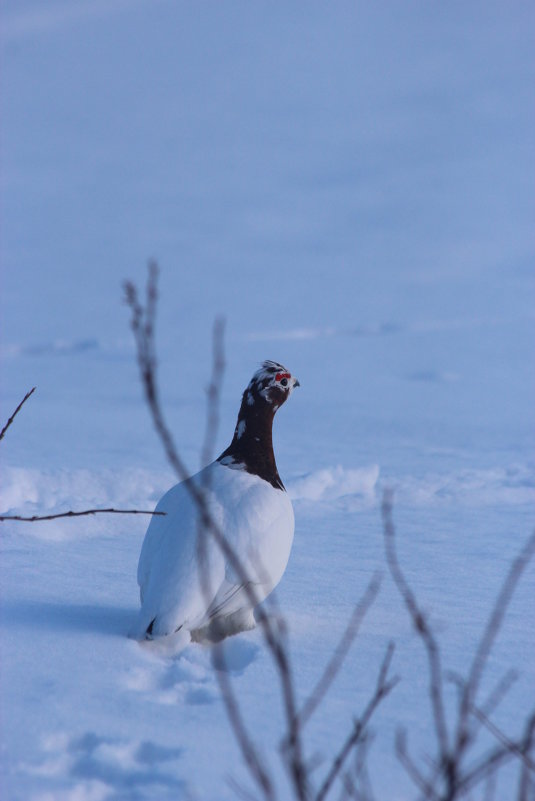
[217,395,284,490]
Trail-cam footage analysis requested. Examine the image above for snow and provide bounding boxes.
[1,1,534,799]
[288,465,380,503]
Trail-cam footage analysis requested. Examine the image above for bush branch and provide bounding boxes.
[453,529,535,766]
[125,265,310,800]
[0,386,36,442]
[315,643,398,801]
[381,489,450,762]
[0,508,165,522]
[383,488,535,800]
[297,573,382,729]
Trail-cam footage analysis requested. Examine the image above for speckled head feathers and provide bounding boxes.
[246,360,300,404]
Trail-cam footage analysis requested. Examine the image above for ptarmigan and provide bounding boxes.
[130,360,299,644]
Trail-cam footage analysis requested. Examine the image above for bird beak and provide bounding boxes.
[293,377,300,388]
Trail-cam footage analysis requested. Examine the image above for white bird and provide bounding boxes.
[130,360,300,644]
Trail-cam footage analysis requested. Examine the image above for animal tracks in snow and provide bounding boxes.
[123,636,260,707]
[16,640,261,799]
[123,648,217,706]
[28,730,184,801]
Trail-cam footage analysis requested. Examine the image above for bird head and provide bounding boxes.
[245,360,300,409]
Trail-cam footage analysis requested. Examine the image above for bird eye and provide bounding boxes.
[280,378,288,387]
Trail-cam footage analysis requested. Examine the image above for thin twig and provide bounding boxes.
[339,771,358,801]
[454,529,535,766]
[201,317,226,470]
[351,732,376,801]
[456,743,516,797]
[384,489,535,801]
[298,573,382,728]
[198,319,273,800]
[518,713,535,801]
[381,489,450,763]
[125,265,308,800]
[198,317,226,648]
[477,669,518,723]
[483,769,496,801]
[315,643,398,801]
[216,649,275,801]
[227,775,264,801]
[0,508,165,522]
[469,704,535,771]
[0,387,36,441]
[446,667,518,754]
[395,730,440,801]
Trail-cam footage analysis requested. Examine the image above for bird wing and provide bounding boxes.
[204,466,295,618]
[132,461,294,639]
[206,580,254,619]
[133,464,226,638]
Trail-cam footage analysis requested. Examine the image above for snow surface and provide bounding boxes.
[1,1,534,799]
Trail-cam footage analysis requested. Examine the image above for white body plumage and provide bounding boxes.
[130,461,294,641]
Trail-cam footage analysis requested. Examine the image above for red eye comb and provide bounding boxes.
[276,372,291,381]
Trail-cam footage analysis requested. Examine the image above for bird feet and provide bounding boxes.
[190,608,256,644]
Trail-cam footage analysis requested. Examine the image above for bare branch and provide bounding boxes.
[315,643,399,801]
[381,489,450,763]
[0,508,165,522]
[339,771,358,801]
[124,265,191,483]
[197,318,273,801]
[197,319,225,628]
[483,770,497,801]
[227,775,264,801]
[483,772,496,801]
[201,316,226,470]
[216,648,275,801]
[0,386,36,442]
[446,668,519,753]
[128,270,274,797]
[454,529,535,764]
[518,713,535,801]
[0,379,162,526]
[468,704,535,772]
[456,743,516,797]
[478,669,518,722]
[144,259,158,347]
[350,731,376,801]
[125,265,308,799]
[298,573,382,728]
[384,489,535,801]
[395,730,439,801]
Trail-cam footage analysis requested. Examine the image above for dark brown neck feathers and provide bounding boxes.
[217,391,285,490]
